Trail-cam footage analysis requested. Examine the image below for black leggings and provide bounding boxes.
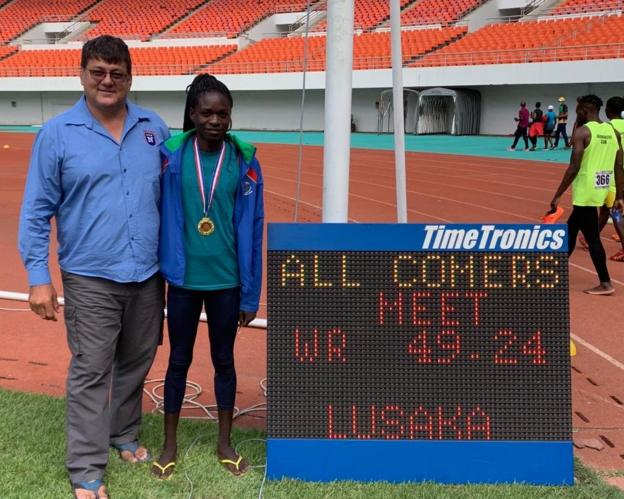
[511,126,528,149]
[567,205,610,283]
[529,135,539,148]
[163,285,240,413]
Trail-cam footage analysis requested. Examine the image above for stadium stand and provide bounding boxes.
[401,0,485,26]
[0,0,96,43]
[207,27,466,73]
[0,0,621,76]
[0,45,236,77]
[413,15,624,66]
[207,36,326,73]
[167,0,311,38]
[0,46,18,61]
[550,0,623,16]
[81,0,205,40]
[313,0,414,32]
[0,48,81,77]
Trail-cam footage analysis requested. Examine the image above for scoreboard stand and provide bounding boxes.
[267,223,573,485]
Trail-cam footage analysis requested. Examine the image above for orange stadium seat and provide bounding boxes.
[402,0,485,26]
[0,45,236,77]
[0,0,95,43]
[207,27,467,74]
[414,15,624,67]
[314,0,414,32]
[82,0,204,40]
[551,0,623,16]
[0,45,18,61]
[168,0,310,39]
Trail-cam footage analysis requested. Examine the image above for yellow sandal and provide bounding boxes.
[151,461,176,480]
[218,455,249,476]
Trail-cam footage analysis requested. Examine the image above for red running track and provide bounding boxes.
[1,134,624,470]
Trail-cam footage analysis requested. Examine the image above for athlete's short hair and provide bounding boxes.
[578,94,603,111]
[81,35,131,74]
[606,96,624,118]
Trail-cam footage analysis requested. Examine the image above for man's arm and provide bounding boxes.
[550,124,588,210]
[613,129,624,212]
[18,127,62,320]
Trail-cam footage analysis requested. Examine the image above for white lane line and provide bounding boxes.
[571,333,624,372]
[264,189,361,223]
[265,179,453,223]
[569,262,624,286]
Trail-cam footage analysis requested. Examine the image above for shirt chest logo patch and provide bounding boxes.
[144,130,156,146]
[242,180,254,196]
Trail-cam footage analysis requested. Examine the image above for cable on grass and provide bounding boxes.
[144,378,267,421]
[183,434,202,499]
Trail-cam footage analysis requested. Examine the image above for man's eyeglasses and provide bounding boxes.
[87,69,129,83]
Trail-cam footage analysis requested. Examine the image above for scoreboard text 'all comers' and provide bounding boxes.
[266,224,573,485]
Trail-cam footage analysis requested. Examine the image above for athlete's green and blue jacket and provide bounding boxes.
[159,130,264,312]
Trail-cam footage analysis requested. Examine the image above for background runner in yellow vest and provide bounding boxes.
[550,94,624,295]
[579,96,624,262]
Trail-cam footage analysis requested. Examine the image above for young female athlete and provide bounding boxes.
[153,74,264,478]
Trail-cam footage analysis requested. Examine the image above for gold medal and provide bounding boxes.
[193,138,226,238]
[198,216,215,236]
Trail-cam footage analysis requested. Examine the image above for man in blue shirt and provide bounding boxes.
[18,36,169,499]
[544,104,557,149]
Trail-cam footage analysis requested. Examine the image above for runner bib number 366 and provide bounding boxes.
[595,171,611,189]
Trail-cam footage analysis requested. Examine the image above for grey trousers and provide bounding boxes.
[62,271,164,484]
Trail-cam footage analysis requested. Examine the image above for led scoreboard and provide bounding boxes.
[267,224,573,485]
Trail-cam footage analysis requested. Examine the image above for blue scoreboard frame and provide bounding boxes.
[267,223,573,485]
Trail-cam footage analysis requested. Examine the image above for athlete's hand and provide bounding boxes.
[549,196,560,213]
[29,283,60,321]
[238,310,256,327]
[614,198,624,214]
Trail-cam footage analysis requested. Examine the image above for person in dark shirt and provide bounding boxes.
[508,101,529,151]
[528,102,545,151]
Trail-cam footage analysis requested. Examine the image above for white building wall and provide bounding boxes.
[497,0,532,8]
[132,91,185,126]
[0,93,42,125]
[476,82,624,135]
[0,61,623,133]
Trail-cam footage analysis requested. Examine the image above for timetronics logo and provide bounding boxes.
[422,225,566,251]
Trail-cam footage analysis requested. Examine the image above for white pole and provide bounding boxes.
[322,0,354,223]
[390,0,408,223]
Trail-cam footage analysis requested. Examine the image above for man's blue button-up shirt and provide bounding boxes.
[18,97,170,286]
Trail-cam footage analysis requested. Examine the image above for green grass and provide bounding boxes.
[0,389,622,499]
